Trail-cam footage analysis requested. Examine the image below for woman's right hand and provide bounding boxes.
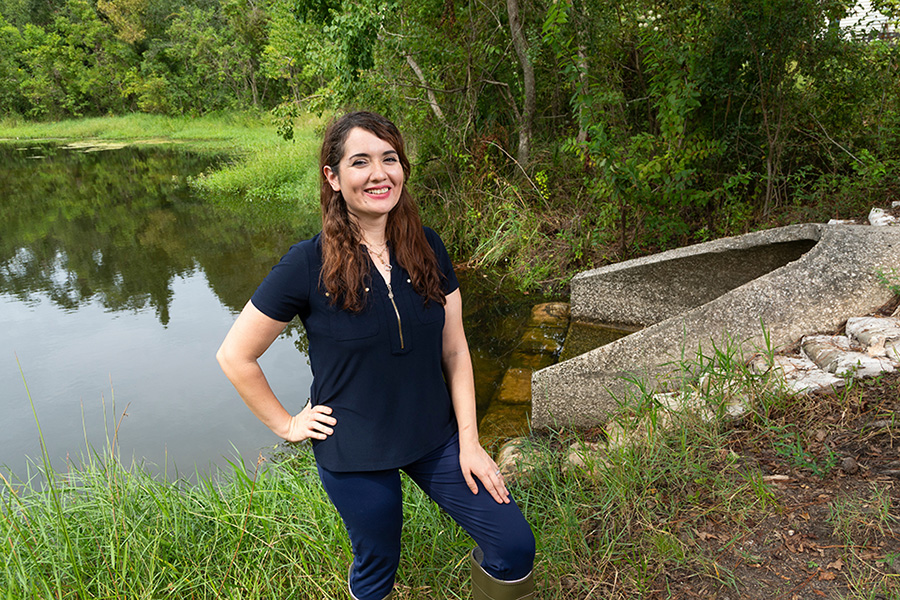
[284,402,336,442]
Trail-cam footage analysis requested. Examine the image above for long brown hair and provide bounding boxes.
[319,111,446,312]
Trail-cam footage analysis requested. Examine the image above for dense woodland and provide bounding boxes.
[1,0,899,288]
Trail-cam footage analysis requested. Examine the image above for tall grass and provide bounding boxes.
[1,449,347,597]
[5,420,759,599]
[189,122,321,230]
[0,438,497,598]
[0,350,771,600]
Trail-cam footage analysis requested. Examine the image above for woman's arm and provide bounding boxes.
[216,301,336,442]
[442,289,510,504]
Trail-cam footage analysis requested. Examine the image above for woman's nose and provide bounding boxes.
[369,161,387,180]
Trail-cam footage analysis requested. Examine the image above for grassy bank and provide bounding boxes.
[1,409,730,599]
[0,112,325,230]
[4,345,898,599]
[0,112,306,151]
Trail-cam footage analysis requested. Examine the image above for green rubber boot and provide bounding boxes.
[347,564,393,600]
[470,547,534,600]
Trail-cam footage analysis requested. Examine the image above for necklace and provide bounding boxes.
[365,241,392,271]
[365,240,387,254]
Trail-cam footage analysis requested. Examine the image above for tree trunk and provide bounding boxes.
[249,69,259,108]
[576,45,589,143]
[405,53,447,125]
[506,0,534,166]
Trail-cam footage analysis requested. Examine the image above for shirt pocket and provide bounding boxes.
[329,304,380,340]
[412,295,445,325]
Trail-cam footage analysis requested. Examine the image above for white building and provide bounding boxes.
[840,0,896,39]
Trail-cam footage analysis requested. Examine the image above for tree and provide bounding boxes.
[14,0,137,117]
[0,13,26,114]
[506,0,535,165]
[699,0,854,215]
[160,3,271,113]
[97,0,149,44]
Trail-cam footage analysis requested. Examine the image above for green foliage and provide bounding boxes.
[152,4,264,113]
[768,424,838,476]
[261,0,339,107]
[0,13,26,114]
[2,0,900,288]
[0,0,287,118]
[875,266,900,295]
[15,0,134,117]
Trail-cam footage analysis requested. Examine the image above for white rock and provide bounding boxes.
[749,354,844,395]
[869,207,898,226]
[801,334,895,377]
[653,390,715,422]
[893,201,900,209]
[565,441,603,473]
[827,219,857,225]
[724,398,750,420]
[604,420,648,451]
[496,438,541,481]
[846,316,900,363]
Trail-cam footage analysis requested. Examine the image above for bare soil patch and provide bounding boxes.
[651,372,900,599]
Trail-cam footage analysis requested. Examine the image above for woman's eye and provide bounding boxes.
[384,156,398,163]
[351,159,367,167]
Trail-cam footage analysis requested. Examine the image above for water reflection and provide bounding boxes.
[0,144,304,322]
[0,144,545,480]
[0,144,316,479]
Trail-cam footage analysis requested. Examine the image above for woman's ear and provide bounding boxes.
[324,165,341,192]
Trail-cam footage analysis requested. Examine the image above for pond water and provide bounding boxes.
[0,144,551,481]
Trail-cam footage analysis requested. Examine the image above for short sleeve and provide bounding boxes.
[250,242,312,322]
[423,227,459,295]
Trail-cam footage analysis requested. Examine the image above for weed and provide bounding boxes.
[876,266,900,296]
[827,486,899,545]
[768,424,838,477]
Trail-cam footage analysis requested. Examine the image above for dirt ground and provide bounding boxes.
[649,370,900,599]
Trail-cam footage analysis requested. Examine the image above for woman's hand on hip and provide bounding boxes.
[459,441,510,504]
[284,402,336,442]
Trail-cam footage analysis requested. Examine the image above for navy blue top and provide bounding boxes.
[250,227,460,471]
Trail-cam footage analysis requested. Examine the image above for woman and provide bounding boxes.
[216,111,535,600]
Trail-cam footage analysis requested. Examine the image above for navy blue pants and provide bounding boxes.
[317,433,535,600]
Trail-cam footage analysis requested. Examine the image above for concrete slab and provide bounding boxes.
[569,224,820,328]
[532,223,900,429]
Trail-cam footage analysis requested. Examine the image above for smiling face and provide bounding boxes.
[323,127,404,227]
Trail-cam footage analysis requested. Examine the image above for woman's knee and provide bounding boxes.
[349,543,400,600]
[480,520,535,580]
[504,522,536,574]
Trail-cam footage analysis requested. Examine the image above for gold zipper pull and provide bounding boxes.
[385,282,404,349]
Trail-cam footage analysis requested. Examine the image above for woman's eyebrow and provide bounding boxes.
[347,150,399,160]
